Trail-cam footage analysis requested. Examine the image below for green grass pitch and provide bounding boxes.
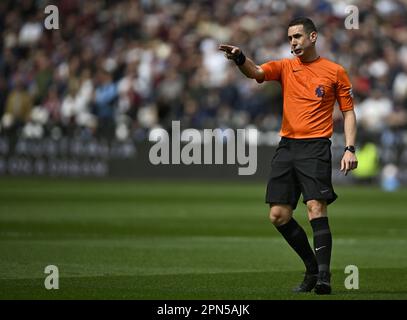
[0,178,406,300]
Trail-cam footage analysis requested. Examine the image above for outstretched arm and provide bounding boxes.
[219,44,265,82]
[340,110,358,175]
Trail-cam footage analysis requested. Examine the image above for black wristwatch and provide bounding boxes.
[344,145,356,153]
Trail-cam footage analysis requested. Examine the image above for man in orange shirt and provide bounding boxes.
[220,17,358,295]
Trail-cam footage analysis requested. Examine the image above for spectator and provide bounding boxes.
[2,76,33,131]
[93,69,118,138]
[355,89,393,138]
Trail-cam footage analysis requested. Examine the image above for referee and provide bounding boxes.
[220,17,358,295]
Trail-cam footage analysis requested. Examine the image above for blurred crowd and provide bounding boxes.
[1,0,407,164]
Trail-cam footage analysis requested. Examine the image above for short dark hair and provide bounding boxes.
[288,17,317,34]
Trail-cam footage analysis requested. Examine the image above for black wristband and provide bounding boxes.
[233,51,246,66]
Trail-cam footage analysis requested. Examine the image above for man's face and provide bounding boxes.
[287,24,317,57]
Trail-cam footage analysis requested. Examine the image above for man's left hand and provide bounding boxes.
[340,151,358,176]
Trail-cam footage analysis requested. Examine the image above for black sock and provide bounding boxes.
[310,217,332,274]
[276,218,318,274]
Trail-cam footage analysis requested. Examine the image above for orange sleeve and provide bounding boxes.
[260,60,284,81]
[336,66,354,111]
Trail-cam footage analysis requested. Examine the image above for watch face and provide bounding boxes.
[346,146,355,153]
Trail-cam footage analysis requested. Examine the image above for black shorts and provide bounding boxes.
[265,137,338,210]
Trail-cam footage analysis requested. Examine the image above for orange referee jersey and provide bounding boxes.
[260,56,354,139]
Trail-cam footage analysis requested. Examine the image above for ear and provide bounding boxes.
[310,31,318,44]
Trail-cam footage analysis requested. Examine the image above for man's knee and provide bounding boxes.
[307,200,327,220]
[269,204,293,226]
